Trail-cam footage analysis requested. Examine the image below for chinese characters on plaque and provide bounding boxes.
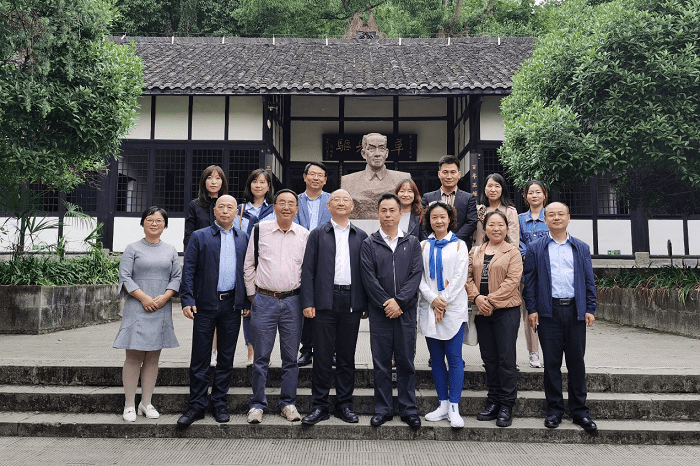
[323,134,417,162]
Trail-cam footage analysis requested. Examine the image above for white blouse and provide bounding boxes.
[417,231,470,340]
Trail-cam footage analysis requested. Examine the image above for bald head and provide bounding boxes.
[214,195,237,230]
[328,189,354,224]
[544,202,569,215]
[544,201,570,236]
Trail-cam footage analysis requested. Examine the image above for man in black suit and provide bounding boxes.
[421,155,478,248]
[300,189,368,425]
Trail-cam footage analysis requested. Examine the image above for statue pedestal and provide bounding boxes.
[351,219,380,235]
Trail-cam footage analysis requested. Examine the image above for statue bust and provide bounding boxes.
[341,133,411,219]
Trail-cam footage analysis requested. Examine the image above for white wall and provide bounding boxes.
[290,121,340,162]
[399,96,446,117]
[112,217,186,253]
[689,220,700,255]
[0,217,97,253]
[345,96,392,117]
[192,96,226,140]
[399,121,447,162]
[291,96,338,117]
[154,96,189,139]
[568,219,594,250]
[228,96,263,140]
[125,96,151,139]
[597,219,633,255]
[649,220,684,256]
[480,96,504,140]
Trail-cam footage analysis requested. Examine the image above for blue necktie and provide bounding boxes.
[428,235,459,291]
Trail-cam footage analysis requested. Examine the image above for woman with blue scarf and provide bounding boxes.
[418,201,469,428]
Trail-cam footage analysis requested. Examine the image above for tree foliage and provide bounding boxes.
[499,0,700,214]
[0,0,144,192]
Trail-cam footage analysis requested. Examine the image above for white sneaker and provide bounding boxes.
[210,351,217,367]
[529,352,542,368]
[448,403,464,428]
[137,402,159,419]
[281,405,301,422]
[122,406,136,422]
[247,408,263,424]
[425,400,449,422]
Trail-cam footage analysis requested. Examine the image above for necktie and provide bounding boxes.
[428,235,459,291]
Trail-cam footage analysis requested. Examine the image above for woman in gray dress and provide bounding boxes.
[114,206,181,422]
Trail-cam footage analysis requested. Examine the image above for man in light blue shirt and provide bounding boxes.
[294,162,332,366]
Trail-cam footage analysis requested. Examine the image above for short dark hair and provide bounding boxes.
[140,206,168,228]
[303,161,327,176]
[377,192,401,209]
[480,173,515,208]
[423,201,457,235]
[438,155,460,169]
[482,210,508,243]
[243,168,274,204]
[274,188,299,204]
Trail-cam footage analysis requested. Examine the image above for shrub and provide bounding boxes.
[596,267,700,304]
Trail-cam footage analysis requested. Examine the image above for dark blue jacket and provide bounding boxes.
[360,231,423,314]
[183,198,215,250]
[294,191,332,231]
[406,212,427,241]
[523,234,597,321]
[300,221,368,312]
[421,188,477,247]
[180,224,249,312]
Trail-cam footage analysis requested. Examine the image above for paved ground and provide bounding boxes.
[1,303,699,374]
[1,437,699,465]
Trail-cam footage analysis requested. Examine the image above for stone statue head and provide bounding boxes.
[361,133,389,170]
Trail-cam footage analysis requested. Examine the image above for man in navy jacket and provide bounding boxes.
[299,189,368,425]
[421,155,477,248]
[523,202,598,433]
[178,195,249,426]
[361,193,423,429]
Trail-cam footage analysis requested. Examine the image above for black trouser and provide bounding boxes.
[538,300,589,420]
[311,289,362,411]
[369,304,418,417]
[475,306,520,408]
[188,293,241,411]
[300,316,313,356]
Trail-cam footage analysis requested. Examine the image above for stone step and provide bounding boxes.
[2,365,698,394]
[1,411,698,445]
[2,386,698,421]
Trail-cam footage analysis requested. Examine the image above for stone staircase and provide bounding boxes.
[1,364,699,444]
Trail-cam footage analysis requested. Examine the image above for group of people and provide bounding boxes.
[113,146,598,434]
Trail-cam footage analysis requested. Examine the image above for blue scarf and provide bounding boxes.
[428,234,459,291]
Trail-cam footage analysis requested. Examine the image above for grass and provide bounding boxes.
[596,266,700,304]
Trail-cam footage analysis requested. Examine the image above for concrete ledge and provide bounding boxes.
[0,285,122,334]
[597,288,700,338]
[1,412,699,445]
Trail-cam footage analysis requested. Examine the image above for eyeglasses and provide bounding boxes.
[275,201,297,208]
[145,218,164,225]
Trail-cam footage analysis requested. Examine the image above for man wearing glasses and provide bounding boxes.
[244,189,310,424]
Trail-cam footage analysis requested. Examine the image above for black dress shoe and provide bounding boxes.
[301,407,330,425]
[335,406,359,423]
[544,414,561,429]
[574,416,598,432]
[476,403,500,421]
[297,352,312,367]
[177,407,205,426]
[213,405,230,423]
[400,414,421,429]
[496,406,512,427]
[370,413,393,427]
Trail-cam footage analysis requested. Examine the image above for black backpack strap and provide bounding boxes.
[254,223,260,269]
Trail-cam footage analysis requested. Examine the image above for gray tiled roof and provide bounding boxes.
[113,36,535,95]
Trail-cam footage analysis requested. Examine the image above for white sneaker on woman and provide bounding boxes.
[138,402,159,419]
[529,352,542,368]
[448,403,464,428]
[425,400,449,422]
[122,406,136,422]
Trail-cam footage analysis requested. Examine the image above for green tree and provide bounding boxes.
[0,0,144,192]
[499,0,700,214]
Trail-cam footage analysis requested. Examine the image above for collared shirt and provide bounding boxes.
[548,233,575,298]
[215,222,237,292]
[244,219,310,295]
[306,193,321,231]
[440,187,457,207]
[332,219,352,285]
[380,228,404,252]
[365,165,388,181]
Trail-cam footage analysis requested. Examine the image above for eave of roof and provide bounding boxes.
[112,36,535,96]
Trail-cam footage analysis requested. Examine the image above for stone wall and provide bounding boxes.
[0,285,122,334]
[596,288,700,338]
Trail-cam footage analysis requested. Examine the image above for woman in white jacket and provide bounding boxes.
[418,201,470,428]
